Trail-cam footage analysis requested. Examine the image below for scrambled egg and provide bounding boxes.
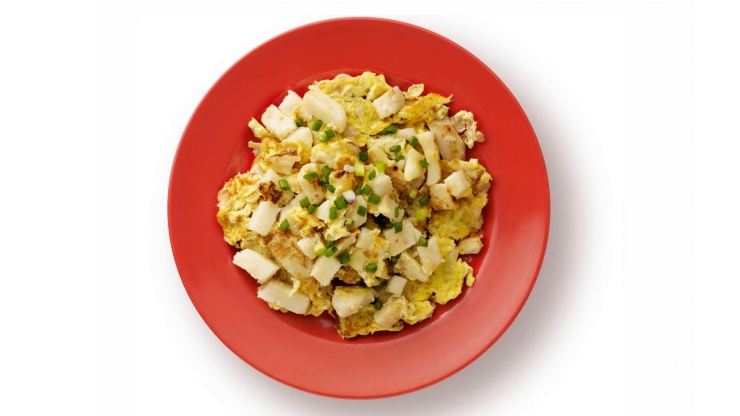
[217,72,491,339]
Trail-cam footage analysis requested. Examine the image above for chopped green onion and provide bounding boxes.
[326,240,335,249]
[334,196,348,209]
[345,219,354,227]
[361,184,372,195]
[319,132,330,142]
[418,236,428,247]
[324,246,338,257]
[295,118,304,127]
[389,256,398,265]
[379,124,399,135]
[300,196,310,208]
[278,179,290,191]
[367,194,380,204]
[406,196,414,205]
[329,207,337,220]
[303,171,318,180]
[354,187,364,195]
[389,144,401,153]
[313,242,326,256]
[375,161,386,173]
[419,194,430,207]
[365,263,378,273]
[338,251,350,264]
[321,165,331,178]
[324,129,335,139]
[394,154,405,162]
[354,162,365,177]
[377,280,388,291]
[394,205,400,218]
[415,208,427,221]
[419,159,429,168]
[280,219,290,231]
[359,151,368,161]
[394,222,403,233]
[307,204,318,214]
[325,183,336,193]
[368,170,376,180]
[374,300,382,310]
[410,136,419,147]
[357,205,367,216]
[311,119,323,131]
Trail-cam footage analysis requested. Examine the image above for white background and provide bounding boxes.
[1,0,737,414]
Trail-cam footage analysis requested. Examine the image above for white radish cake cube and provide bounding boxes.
[233,249,279,283]
[444,170,472,198]
[261,104,297,140]
[417,131,441,185]
[248,200,281,236]
[372,86,405,119]
[310,255,341,286]
[257,280,311,314]
[303,89,346,132]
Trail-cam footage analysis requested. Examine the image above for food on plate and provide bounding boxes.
[216,72,491,338]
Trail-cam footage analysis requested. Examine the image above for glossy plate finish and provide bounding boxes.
[168,18,549,399]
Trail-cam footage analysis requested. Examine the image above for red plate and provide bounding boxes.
[168,17,549,399]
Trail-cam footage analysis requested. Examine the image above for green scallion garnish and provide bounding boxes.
[334,196,348,209]
[311,119,323,131]
[419,194,430,207]
[278,179,290,191]
[394,222,403,233]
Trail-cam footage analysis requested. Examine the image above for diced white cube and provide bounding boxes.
[373,296,407,329]
[383,220,419,257]
[261,105,297,140]
[417,131,441,185]
[278,90,303,115]
[310,255,341,286]
[372,86,405,119]
[316,197,334,223]
[386,275,407,296]
[377,195,403,220]
[283,126,313,150]
[258,168,280,185]
[369,173,393,197]
[395,252,428,282]
[404,147,425,181]
[356,228,377,250]
[417,236,442,274]
[345,196,368,228]
[444,170,472,198]
[331,286,375,318]
[233,249,279,283]
[303,89,346,132]
[428,183,456,210]
[257,280,310,314]
[248,200,281,236]
[297,235,320,259]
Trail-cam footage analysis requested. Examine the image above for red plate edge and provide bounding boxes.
[168,17,550,399]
